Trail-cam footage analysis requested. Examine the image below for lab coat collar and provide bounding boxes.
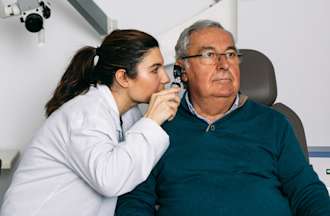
[96,84,123,139]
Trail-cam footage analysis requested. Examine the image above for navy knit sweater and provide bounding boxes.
[116,99,330,216]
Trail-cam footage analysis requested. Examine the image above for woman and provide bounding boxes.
[0,29,180,216]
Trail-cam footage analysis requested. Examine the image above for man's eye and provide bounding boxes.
[203,51,216,58]
[226,51,237,58]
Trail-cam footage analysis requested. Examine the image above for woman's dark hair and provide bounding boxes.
[45,29,159,117]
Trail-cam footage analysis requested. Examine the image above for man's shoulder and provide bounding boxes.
[162,113,188,131]
[243,99,288,122]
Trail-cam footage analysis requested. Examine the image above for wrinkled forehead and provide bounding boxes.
[188,27,235,53]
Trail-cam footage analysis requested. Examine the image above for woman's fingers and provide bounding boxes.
[144,88,180,125]
[166,100,180,121]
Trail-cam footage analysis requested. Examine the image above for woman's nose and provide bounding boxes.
[160,68,170,84]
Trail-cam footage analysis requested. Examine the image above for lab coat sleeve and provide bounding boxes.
[67,116,169,197]
[116,165,160,216]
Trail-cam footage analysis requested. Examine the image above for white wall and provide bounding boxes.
[0,0,329,151]
[0,1,101,150]
[237,0,330,147]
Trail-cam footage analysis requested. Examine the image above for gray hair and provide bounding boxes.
[175,20,232,60]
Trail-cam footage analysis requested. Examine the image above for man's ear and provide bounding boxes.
[176,60,188,82]
[114,69,129,88]
[181,72,188,82]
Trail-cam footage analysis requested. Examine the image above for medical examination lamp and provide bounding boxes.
[0,0,51,44]
[0,0,117,44]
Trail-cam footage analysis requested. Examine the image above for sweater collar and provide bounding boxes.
[181,91,248,124]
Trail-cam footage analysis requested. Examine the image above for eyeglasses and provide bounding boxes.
[180,49,242,65]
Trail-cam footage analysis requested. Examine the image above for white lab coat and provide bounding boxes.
[0,84,169,216]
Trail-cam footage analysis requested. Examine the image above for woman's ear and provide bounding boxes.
[114,69,129,88]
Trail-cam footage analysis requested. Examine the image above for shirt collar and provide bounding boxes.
[184,91,240,124]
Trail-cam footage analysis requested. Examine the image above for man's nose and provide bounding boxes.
[216,54,229,70]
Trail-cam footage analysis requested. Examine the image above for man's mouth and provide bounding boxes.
[213,78,231,82]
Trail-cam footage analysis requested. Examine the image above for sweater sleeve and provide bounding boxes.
[66,116,169,197]
[115,164,160,216]
[277,120,330,216]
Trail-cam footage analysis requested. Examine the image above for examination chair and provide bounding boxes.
[239,49,309,161]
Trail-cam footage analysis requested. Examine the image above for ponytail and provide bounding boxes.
[45,46,96,117]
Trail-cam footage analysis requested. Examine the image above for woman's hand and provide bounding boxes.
[144,87,180,125]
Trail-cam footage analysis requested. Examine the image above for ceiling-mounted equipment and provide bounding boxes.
[67,0,117,36]
[0,0,117,44]
[0,0,51,44]
[0,0,51,32]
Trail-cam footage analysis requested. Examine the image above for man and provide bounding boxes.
[115,20,330,215]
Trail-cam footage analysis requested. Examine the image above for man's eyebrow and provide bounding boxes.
[226,46,238,52]
[197,46,215,53]
[196,46,237,53]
